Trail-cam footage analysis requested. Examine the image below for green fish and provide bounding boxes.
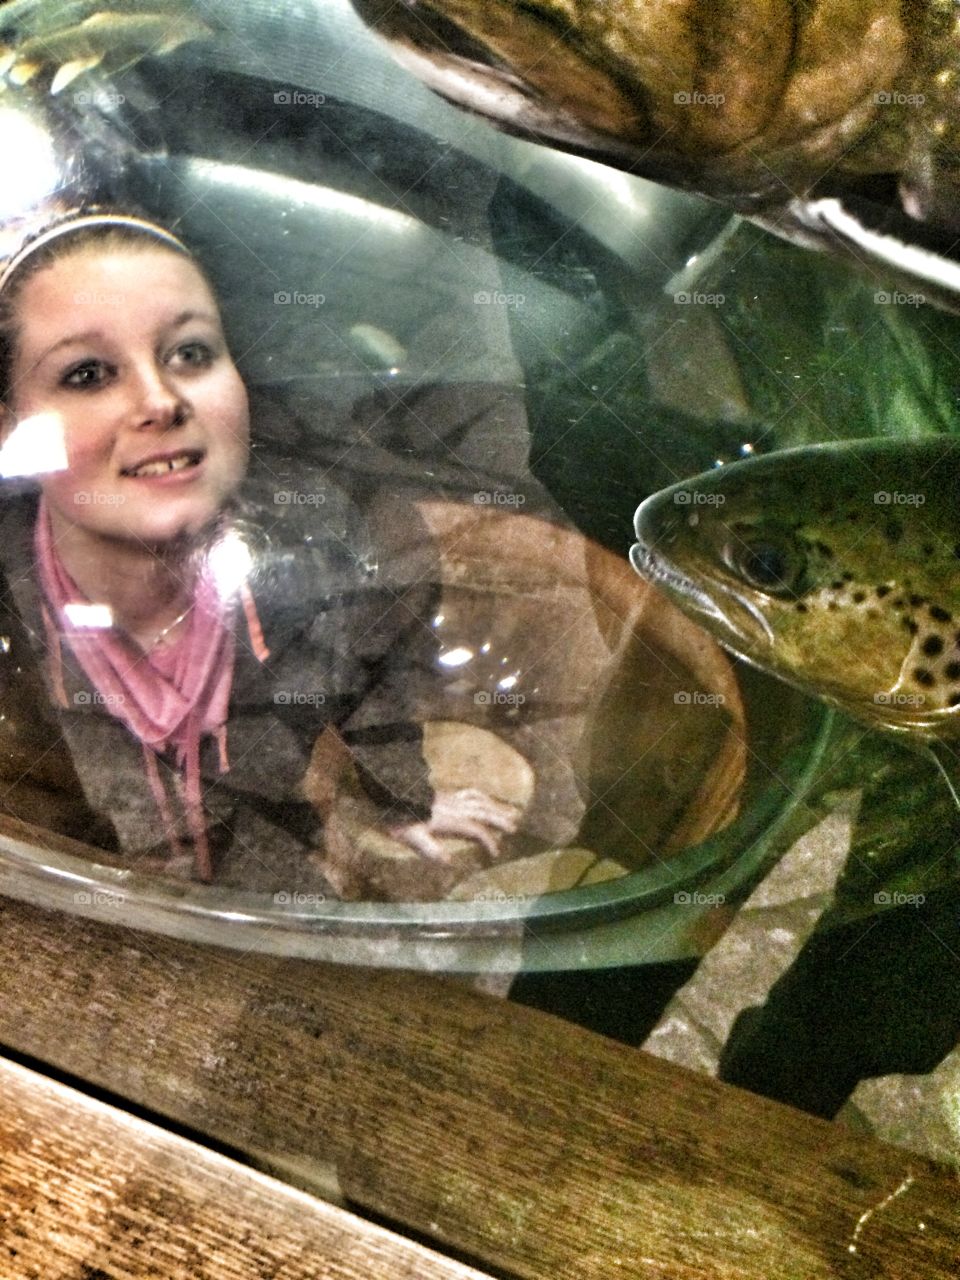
[630,438,960,742]
[0,3,212,94]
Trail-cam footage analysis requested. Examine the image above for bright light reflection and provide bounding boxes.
[64,602,113,629]
[498,674,519,690]
[562,154,649,220]
[206,529,254,600]
[0,109,59,217]
[438,646,473,667]
[186,158,418,236]
[0,413,68,478]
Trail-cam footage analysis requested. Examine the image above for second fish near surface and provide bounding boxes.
[349,0,960,307]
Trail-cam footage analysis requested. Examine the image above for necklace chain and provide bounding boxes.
[150,604,193,649]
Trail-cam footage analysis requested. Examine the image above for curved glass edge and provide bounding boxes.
[0,704,835,970]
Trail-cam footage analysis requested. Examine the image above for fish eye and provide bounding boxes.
[726,539,804,596]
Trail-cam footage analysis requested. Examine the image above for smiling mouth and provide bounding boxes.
[121,449,204,479]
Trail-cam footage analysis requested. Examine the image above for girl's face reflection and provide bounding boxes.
[6,245,249,546]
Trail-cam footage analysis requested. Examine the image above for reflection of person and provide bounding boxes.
[0,206,516,888]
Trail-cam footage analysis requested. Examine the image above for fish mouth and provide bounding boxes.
[629,540,776,654]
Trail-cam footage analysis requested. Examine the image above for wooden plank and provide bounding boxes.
[0,893,957,1278]
[0,1054,492,1280]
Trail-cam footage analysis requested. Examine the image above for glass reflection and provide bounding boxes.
[0,207,749,905]
[0,4,760,914]
[0,208,525,891]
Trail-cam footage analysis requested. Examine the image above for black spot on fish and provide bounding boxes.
[923,635,945,658]
[950,693,960,707]
[830,581,844,591]
[828,602,838,611]
[795,602,808,613]
[853,590,866,604]
[904,618,919,634]
[884,519,903,542]
[954,544,960,560]
[816,542,834,558]
[894,597,906,609]
[876,585,892,598]
[914,668,936,687]
[922,543,935,558]
[842,572,854,581]
[910,594,926,607]
[946,661,960,680]
[930,605,952,623]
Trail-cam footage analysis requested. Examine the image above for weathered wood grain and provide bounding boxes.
[0,1054,491,1280]
[0,893,957,1279]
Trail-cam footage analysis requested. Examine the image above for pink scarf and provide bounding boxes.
[34,499,268,881]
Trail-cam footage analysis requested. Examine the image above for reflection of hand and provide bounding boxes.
[390,788,520,864]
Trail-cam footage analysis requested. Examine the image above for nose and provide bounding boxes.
[130,360,189,430]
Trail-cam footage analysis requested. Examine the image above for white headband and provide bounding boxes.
[0,214,189,297]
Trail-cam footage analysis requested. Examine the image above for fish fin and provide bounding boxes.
[154,22,212,57]
[75,12,213,56]
[50,57,101,95]
[923,742,960,814]
[8,59,42,86]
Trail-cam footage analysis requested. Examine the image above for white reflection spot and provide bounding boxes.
[498,674,518,690]
[0,110,59,217]
[186,158,417,235]
[562,154,649,219]
[64,602,113,629]
[0,413,68,478]
[438,646,473,668]
[206,530,254,600]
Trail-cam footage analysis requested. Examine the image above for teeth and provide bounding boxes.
[128,453,197,478]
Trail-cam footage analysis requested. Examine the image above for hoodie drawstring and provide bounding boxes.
[45,585,269,883]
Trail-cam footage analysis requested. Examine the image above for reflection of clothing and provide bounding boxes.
[34,498,244,881]
[0,455,438,893]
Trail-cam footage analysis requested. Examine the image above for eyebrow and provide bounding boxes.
[37,310,222,364]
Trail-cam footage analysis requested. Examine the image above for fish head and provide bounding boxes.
[631,440,960,737]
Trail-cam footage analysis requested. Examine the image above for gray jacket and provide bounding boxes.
[0,452,438,894]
